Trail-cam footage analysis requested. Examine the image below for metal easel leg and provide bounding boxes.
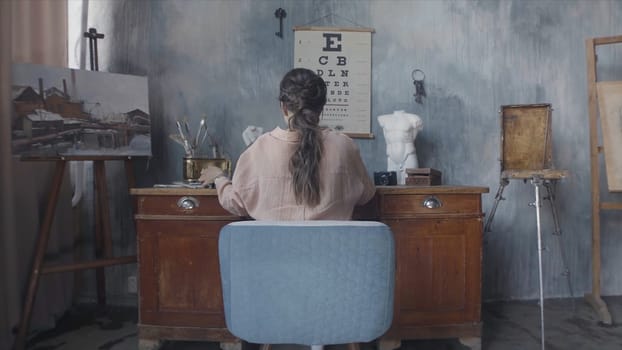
[543,181,575,307]
[484,177,509,234]
[531,175,545,350]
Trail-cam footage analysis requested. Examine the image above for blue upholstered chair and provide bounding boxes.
[218,221,395,350]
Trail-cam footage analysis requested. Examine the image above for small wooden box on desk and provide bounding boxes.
[405,168,442,186]
[131,185,488,350]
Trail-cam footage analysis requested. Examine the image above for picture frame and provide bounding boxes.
[11,63,151,158]
[294,26,374,138]
[596,81,622,192]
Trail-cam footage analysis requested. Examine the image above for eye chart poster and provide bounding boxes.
[294,27,373,138]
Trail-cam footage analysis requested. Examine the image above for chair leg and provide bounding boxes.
[259,344,271,350]
[347,343,360,350]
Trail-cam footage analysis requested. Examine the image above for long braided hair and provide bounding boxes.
[278,68,327,207]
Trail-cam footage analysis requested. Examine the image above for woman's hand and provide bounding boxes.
[199,165,225,186]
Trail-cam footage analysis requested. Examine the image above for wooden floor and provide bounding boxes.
[26,297,622,350]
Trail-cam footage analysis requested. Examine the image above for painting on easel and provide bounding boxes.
[596,81,622,192]
[11,63,150,158]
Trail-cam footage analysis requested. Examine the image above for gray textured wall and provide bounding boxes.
[83,0,622,302]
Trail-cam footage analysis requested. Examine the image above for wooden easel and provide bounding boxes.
[13,28,143,349]
[484,104,570,350]
[13,156,139,350]
[584,35,622,326]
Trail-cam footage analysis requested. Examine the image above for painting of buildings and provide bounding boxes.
[12,86,44,125]
[11,63,151,157]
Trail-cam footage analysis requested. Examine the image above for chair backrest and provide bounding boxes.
[218,220,395,346]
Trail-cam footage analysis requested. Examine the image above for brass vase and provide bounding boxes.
[182,157,231,182]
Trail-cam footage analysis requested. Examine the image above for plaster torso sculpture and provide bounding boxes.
[377,110,423,185]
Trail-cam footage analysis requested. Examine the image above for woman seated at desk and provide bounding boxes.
[200,68,375,220]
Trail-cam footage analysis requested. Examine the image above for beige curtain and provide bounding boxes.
[1,0,73,347]
[12,0,68,67]
[1,1,17,348]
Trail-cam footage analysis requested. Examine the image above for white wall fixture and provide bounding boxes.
[242,125,264,146]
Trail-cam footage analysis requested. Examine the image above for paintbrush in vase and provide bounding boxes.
[171,117,210,157]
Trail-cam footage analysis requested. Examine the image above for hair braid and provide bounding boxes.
[278,68,327,206]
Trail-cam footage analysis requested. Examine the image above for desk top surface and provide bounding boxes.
[131,185,489,196]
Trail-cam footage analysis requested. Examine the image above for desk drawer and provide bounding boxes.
[136,195,232,217]
[381,193,481,216]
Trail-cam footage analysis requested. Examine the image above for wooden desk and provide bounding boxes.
[131,185,488,350]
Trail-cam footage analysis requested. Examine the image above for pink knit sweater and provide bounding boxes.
[215,127,375,220]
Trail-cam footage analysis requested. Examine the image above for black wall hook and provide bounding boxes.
[275,8,287,38]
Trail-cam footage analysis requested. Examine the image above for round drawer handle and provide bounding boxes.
[177,196,199,210]
[422,196,442,209]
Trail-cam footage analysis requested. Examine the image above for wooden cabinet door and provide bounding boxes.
[386,218,482,327]
[138,220,233,327]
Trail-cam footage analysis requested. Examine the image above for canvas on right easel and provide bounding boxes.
[596,81,622,192]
